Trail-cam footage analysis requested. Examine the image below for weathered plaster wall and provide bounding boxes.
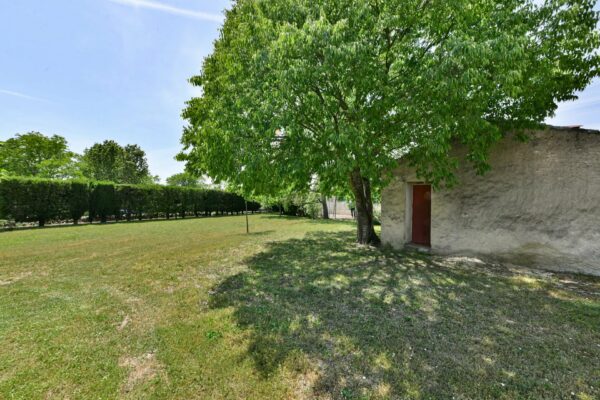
[381,128,600,275]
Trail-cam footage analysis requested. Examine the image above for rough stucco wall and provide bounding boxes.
[381,128,600,276]
[381,175,407,245]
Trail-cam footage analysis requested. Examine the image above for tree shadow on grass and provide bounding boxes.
[260,214,357,226]
[209,231,600,399]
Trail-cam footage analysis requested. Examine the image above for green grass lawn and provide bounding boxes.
[0,215,598,399]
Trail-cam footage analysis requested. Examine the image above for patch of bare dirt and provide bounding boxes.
[44,388,70,400]
[293,370,323,399]
[0,271,32,286]
[117,315,131,331]
[118,352,164,393]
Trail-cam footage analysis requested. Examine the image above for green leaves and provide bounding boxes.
[0,177,258,226]
[0,134,156,184]
[81,141,153,185]
[181,0,599,192]
[166,172,205,188]
[0,132,80,179]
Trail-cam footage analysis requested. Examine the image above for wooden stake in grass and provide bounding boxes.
[245,200,249,234]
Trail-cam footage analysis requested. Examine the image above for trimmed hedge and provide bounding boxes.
[0,176,261,227]
[0,177,68,227]
[89,182,119,224]
[68,180,89,224]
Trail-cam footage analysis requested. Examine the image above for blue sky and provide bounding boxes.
[0,0,229,180]
[0,0,598,180]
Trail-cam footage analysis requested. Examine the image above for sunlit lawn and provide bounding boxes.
[0,215,598,399]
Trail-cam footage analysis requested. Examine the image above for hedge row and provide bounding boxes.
[0,177,260,227]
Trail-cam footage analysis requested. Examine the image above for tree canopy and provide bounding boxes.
[81,140,154,184]
[180,0,599,243]
[0,132,80,179]
[166,172,204,187]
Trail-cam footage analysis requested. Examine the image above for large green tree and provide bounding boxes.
[82,140,153,184]
[166,172,204,187]
[0,132,80,179]
[180,0,599,244]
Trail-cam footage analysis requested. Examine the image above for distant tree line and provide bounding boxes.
[0,132,160,184]
[0,176,260,227]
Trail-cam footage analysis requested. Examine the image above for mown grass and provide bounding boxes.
[0,215,598,399]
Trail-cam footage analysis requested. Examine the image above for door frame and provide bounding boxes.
[405,182,431,247]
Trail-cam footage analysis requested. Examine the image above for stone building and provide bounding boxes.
[381,126,600,276]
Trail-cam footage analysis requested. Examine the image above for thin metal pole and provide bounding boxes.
[245,200,249,234]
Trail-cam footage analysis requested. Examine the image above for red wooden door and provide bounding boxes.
[412,185,431,246]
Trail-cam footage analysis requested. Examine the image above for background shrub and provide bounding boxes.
[89,182,119,223]
[0,177,260,227]
[0,177,67,226]
[247,201,261,213]
[67,180,89,224]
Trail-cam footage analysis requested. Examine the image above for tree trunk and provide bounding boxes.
[349,169,380,245]
[38,218,45,227]
[321,196,329,219]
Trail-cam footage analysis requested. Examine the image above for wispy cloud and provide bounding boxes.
[556,94,600,111]
[108,0,224,23]
[0,89,49,103]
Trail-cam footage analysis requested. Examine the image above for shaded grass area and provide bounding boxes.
[1,216,598,399]
[211,233,600,399]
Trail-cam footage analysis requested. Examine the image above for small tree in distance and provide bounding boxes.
[179,0,599,244]
[166,172,205,187]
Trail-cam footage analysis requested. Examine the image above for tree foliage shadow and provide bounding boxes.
[209,231,600,399]
[260,214,357,226]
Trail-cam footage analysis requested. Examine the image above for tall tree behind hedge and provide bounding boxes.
[122,145,152,184]
[166,172,204,187]
[82,140,152,184]
[82,141,122,182]
[0,132,80,179]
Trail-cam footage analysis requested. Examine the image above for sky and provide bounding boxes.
[0,0,598,181]
[0,0,230,181]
